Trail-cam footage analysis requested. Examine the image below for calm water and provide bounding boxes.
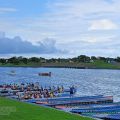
[0,67,120,102]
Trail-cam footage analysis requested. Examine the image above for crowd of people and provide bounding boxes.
[0,82,77,100]
[0,83,65,100]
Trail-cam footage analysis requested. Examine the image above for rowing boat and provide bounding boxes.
[38,72,51,76]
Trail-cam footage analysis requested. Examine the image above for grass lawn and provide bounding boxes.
[0,97,93,120]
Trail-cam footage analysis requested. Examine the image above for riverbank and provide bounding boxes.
[0,60,120,69]
[0,97,93,120]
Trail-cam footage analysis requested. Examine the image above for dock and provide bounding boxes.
[0,83,119,120]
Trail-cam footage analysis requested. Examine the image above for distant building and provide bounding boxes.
[69,60,74,63]
[41,59,46,63]
[107,58,116,64]
[90,60,94,63]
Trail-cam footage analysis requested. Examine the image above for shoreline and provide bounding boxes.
[0,65,120,70]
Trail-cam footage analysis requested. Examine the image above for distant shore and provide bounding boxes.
[1,55,120,70]
[0,62,120,70]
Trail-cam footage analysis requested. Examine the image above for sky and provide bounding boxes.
[0,0,120,58]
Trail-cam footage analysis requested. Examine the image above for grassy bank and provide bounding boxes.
[1,60,120,69]
[1,62,119,69]
[41,61,120,69]
[0,97,93,120]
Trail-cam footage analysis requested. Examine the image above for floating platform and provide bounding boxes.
[105,114,120,120]
[82,113,120,120]
[46,98,113,107]
[26,95,113,107]
[71,106,120,114]
[71,102,120,120]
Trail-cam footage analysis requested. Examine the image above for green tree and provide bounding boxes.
[8,57,20,65]
[0,59,6,64]
[29,57,40,63]
[77,55,90,62]
[98,57,106,62]
[115,57,120,62]
[91,56,97,60]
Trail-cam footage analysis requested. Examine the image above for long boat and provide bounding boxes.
[38,72,51,77]
[7,71,16,76]
[24,95,105,103]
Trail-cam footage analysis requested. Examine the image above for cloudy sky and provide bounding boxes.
[0,0,120,57]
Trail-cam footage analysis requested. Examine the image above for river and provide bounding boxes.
[0,67,120,102]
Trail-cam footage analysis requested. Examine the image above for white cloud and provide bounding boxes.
[80,35,115,43]
[1,0,120,56]
[58,34,120,57]
[88,19,118,30]
[0,8,17,14]
[0,0,120,43]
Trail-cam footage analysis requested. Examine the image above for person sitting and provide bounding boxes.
[61,85,64,92]
[27,86,31,91]
[49,92,54,98]
[59,87,63,93]
[57,86,61,93]
[34,93,37,99]
[24,94,29,99]
[46,91,50,98]
[31,94,34,99]
[34,86,39,91]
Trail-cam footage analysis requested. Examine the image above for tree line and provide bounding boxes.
[0,55,120,65]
